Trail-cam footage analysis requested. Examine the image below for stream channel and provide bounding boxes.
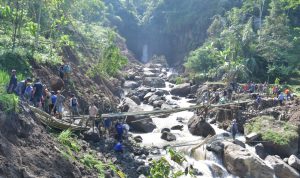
[122,67,255,178]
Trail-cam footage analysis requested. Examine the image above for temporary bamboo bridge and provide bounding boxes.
[29,100,252,131]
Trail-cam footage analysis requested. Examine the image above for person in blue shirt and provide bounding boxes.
[49,91,57,115]
[115,121,124,141]
[114,142,123,152]
[7,69,17,94]
[278,92,285,106]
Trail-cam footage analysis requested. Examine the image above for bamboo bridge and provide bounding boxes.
[28,100,252,131]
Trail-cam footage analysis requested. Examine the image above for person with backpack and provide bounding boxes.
[7,69,17,94]
[69,94,79,118]
[15,77,32,99]
[52,90,65,119]
[231,119,238,140]
[63,62,71,81]
[32,78,43,107]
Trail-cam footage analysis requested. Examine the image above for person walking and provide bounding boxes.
[53,90,65,119]
[7,69,17,94]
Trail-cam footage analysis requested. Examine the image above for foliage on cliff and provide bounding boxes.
[185,0,300,83]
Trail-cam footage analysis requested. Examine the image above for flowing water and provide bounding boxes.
[127,78,239,177]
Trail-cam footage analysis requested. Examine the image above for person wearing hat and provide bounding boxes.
[52,90,65,119]
[7,69,17,94]
[231,119,238,140]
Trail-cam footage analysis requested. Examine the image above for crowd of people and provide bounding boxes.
[6,68,128,152]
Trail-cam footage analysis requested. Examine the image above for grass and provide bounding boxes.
[245,116,298,145]
[57,129,80,152]
[80,154,126,178]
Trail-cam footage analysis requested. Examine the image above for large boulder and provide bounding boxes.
[121,98,156,133]
[188,115,215,137]
[124,81,140,89]
[224,143,274,178]
[83,127,101,142]
[143,77,165,88]
[170,83,191,97]
[126,115,156,133]
[288,155,300,171]
[50,77,64,91]
[265,155,300,178]
[254,143,267,159]
[161,132,176,142]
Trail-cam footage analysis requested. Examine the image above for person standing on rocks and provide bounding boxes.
[7,69,17,94]
[53,90,65,119]
[88,103,98,131]
[32,78,43,107]
[69,94,79,119]
[231,119,238,140]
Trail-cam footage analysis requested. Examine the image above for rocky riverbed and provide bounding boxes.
[118,62,300,178]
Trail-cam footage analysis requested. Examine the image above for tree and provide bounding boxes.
[258,0,293,80]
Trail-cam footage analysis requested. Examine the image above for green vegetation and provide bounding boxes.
[185,0,300,83]
[57,129,80,153]
[149,157,171,178]
[0,70,20,113]
[175,77,184,85]
[0,0,128,78]
[57,130,126,178]
[149,148,193,178]
[167,148,186,165]
[245,116,298,145]
[80,154,126,178]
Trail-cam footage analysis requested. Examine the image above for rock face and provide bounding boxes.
[188,115,216,137]
[288,155,300,171]
[223,143,274,178]
[265,155,300,178]
[170,83,191,97]
[143,77,165,88]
